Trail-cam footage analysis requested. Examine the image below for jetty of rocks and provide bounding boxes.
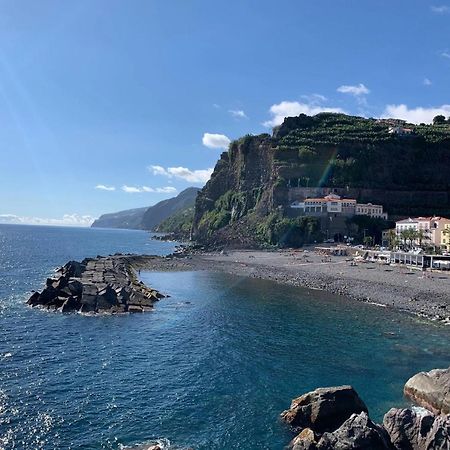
[281,367,450,449]
[28,254,165,314]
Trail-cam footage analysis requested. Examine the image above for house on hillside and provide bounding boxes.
[388,126,414,136]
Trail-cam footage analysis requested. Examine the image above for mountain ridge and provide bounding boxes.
[91,187,200,230]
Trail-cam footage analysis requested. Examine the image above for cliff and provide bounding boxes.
[192,113,450,247]
[91,206,149,229]
[141,187,200,230]
[91,187,200,231]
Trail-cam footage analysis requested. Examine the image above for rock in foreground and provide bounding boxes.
[282,369,450,449]
[28,255,164,314]
[383,407,450,449]
[404,367,450,416]
[280,385,368,433]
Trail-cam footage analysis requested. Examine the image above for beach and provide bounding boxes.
[136,248,450,323]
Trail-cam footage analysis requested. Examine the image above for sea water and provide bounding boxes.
[1,224,449,449]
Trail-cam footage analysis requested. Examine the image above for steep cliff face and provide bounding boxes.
[192,113,450,246]
[192,134,280,245]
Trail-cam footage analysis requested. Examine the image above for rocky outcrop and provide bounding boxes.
[383,407,450,449]
[404,368,450,416]
[282,369,450,449]
[281,386,368,433]
[317,412,392,449]
[27,255,165,314]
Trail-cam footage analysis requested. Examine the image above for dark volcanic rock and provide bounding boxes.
[317,412,392,449]
[383,407,450,450]
[283,370,450,450]
[281,385,368,433]
[27,255,164,314]
[404,367,450,416]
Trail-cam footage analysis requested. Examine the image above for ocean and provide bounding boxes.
[0,224,449,449]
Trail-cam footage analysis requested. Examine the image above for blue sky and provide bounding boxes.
[0,0,449,226]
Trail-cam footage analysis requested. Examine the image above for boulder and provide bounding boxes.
[404,367,450,415]
[96,285,118,311]
[290,428,319,449]
[37,286,58,305]
[68,279,83,295]
[60,260,86,278]
[27,291,41,306]
[61,296,80,313]
[317,412,392,449]
[281,386,368,433]
[383,407,450,450]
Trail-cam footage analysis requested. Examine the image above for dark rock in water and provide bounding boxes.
[383,407,450,450]
[404,367,450,415]
[317,412,392,449]
[27,255,164,314]
[61,296,79,313]
[28,291,41,306]
[281,385,368,433]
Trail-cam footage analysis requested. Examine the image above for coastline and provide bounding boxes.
[133,249,450,324]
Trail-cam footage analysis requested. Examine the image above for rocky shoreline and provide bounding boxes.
[28,246,450,322]
[281,367,450,449]
[28,254,166,314]
[135,248,450,324]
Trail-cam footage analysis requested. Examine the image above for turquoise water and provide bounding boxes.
[0,225,449,449]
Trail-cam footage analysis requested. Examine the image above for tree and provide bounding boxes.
[416,229,430,249]
[433,115,446,125]
[387,229,398,250]
[399,228,418,250]
[363,236,373,248]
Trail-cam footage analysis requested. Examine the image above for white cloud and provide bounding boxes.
[149,165,213,184]
[300,93,328,104]
[229,109,248,119]
[122,185,177,194]
[423,78,432,86]
[95,184,115,191]
[202,133,231,149]
[0,213,95,227]
[337,83,370,96]
[263,101,346,128]
[382,103,450,124]
[441,51,450,59]
[431,5,450,13]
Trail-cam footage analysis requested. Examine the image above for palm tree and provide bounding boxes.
[416,229,430,249]
[387,229,398,250]
[408,229,419,248]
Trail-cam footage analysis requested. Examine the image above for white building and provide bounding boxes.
[290,194,387,219]
[355,203,387,219]
[395,216,450,247]
[388,126,414,136]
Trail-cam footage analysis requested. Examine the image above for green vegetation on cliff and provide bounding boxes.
[256,213,322,247]
[192,113,450,247]
[155,206,194,238]
[275,113,450,190]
